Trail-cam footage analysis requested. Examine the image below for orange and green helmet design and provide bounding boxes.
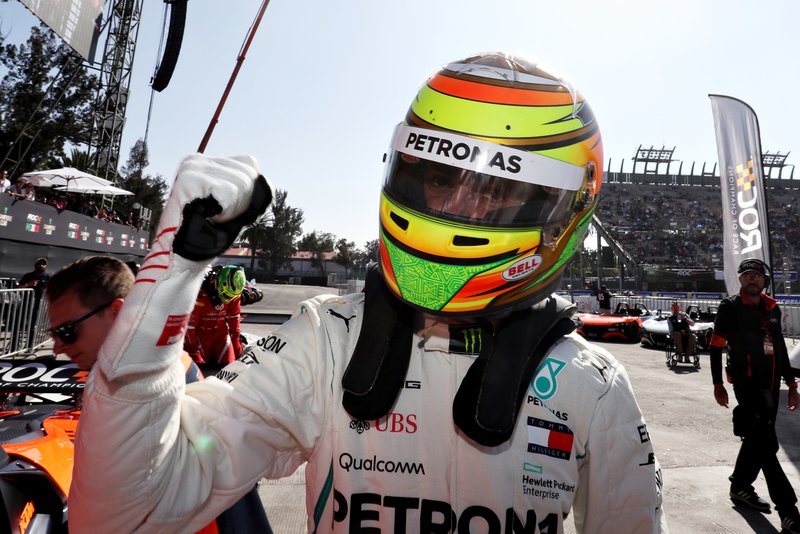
[379,52,603,317]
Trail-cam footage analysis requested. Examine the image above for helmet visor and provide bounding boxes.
[383,125,584,227]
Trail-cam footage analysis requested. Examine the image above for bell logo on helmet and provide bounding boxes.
[502,255,542,281]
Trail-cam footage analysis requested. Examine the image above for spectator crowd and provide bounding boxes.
[1,169,142,230]
[595,182,800,272]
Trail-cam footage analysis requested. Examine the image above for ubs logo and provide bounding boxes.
[375,412,418,434]
[350,412,418,435]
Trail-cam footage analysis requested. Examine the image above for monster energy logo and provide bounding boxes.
[463,328,482,353]
[449,326,484,354]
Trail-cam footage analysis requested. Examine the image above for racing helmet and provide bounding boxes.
[211,265,246,303]
[379,52,603,317]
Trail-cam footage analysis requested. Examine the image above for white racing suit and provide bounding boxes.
[69,155,667,533]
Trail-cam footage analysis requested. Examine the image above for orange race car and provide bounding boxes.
[0,356,258,534]
[574,302,655,342]
[0,357,84,534]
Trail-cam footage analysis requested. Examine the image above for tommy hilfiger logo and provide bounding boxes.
[526,417,574,460]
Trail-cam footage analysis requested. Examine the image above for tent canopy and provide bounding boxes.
[20,167,132,196]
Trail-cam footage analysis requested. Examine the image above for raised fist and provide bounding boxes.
[99,154,272,378]
[174,155,271,261]
[154,154,273,264]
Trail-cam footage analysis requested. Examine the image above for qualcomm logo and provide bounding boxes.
[531,358,565,400]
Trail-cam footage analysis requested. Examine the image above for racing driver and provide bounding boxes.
[68,53,668,533]
[184,265,247,364]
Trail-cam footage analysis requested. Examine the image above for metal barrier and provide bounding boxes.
[562,292,800,337]
[608,296,720,316]
[0,288,51,358]
[0,278,18,289]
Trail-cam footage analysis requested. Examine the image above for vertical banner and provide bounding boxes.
[709,94,772,296]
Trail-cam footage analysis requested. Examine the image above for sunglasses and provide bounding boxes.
[50,300,114,344]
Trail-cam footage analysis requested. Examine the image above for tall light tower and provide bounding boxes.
[762,151,792,179]
[87,0,143,184]
[633,145,676,175]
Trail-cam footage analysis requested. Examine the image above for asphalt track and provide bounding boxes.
[244,286,800,533]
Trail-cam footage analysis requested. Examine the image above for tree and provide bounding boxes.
[241,215,270,274]
[59,147,91,170]
[0,24,98,173]
[115,139,168,235]
[353,239,380,279]
[299,231,336,277]
[364,239,380,263]
[334,238,357,280]
[249,189,303,281]
[350,240,380,279]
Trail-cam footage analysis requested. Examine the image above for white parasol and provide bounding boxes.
[21,167,132,195]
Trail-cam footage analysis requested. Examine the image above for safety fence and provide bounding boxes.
[562,293,800,337]
[0,288,51,358]
[11,283,798,358]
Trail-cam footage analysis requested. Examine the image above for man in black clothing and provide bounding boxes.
[597,284,612,314]
[18,258,50,347]
[19,258,50,296]
[710,258,800,533]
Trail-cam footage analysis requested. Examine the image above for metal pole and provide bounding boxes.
[197,0,271,153]
[580,249,585,289]
[596,223,603,288]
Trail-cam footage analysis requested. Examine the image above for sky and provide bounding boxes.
[1,0,799,248]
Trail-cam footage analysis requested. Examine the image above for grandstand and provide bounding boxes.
[585,147,799,293]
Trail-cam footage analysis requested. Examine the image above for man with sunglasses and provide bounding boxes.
[46,256,129,371]
[710,258,800,533]
[45,255,272,533]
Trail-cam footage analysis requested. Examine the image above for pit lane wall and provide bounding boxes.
[0,196,148,277]
[562,290,800,337]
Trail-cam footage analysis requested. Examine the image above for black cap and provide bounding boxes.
[737,258,768,276]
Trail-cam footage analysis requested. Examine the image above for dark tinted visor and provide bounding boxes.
[383,150,576,227]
